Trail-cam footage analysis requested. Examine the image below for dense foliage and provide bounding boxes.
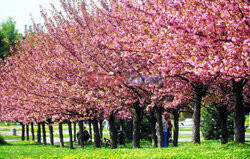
[0,17,20,59]
[201,105,234,140]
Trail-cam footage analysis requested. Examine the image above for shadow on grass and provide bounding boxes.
[0,135,9,145]
[221,141,250,149]
[2,141,43,147]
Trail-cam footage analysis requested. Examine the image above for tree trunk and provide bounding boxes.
[173,110,179,147]
[73,122,77,142]
[37,123,41,143]
[155,107,163,148]
[149,110,157,147]
[78,120,84,147]
[31,123,35,141]
[192,86,203,144]
[68,122,73,149]
[218,105,228,144]
[48,124,54,146]
[59,123,64,147]
[26,124,29,141]
[109,113,117,149]
[92,118,101,148]
[132,102,143,148]
[21,123,25,141]
[88,119,92,142]
[99,120,103,139]
[232,79,245,143]
[42,122,46,145]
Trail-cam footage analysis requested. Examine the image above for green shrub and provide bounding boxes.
[201,105,234,140]
[118,118,152,140]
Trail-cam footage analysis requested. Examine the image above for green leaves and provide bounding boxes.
[0,17,20,59]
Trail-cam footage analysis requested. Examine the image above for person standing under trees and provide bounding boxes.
[156,112,170,147]
[102,119,109,130]
[163,112,172,147]
[77,126,90,144]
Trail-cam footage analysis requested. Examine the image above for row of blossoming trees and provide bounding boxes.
[0,0,249,148]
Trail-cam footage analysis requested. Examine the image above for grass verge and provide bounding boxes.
[0,140,249,159]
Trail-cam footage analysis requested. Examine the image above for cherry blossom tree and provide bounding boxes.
[1,0,248,149]
[100,0,249,144]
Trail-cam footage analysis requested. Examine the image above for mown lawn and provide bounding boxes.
[0,140,249,159]
[2,133,111,140]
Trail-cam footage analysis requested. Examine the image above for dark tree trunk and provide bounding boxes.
[92,118,101,148]
[31,123,35,141]
[232,79,245,143]
[42,122,46,145]
[109,113,117,149]
[155,107,163,148]
[88,119,92,142]
[48,124,54,146]
[37,123,41,143]
[68,122,73,149]
[132,102,143,148]
[149,110,157,147]
[173,110,179,147]
[26,124,29,141]
[192,86,204,144]
[59,123,64,147]
[73,122,77,142]
[99,120,103,139]
[218,105,228,144]
[78,120,84,147]
[21,123,25,141]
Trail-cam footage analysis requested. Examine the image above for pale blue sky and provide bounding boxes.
[0,0,61,34]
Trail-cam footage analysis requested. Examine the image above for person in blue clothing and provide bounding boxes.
[162,112,170,147]
[156,112,172,147]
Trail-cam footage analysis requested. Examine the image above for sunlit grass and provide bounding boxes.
[0,140,249,159]
[179,128,192,131]
[246,128,250,133]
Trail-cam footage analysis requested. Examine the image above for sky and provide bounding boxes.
[0,0,61,34]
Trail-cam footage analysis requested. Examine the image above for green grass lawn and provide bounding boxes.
[245,116,250,126]
[1,133,111,141]
[0,123,109,135]
[1,121,250,133]
[179,127,250,132]
[0,140,249,159]
[178,128,192,131]
[0,126,81,132]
